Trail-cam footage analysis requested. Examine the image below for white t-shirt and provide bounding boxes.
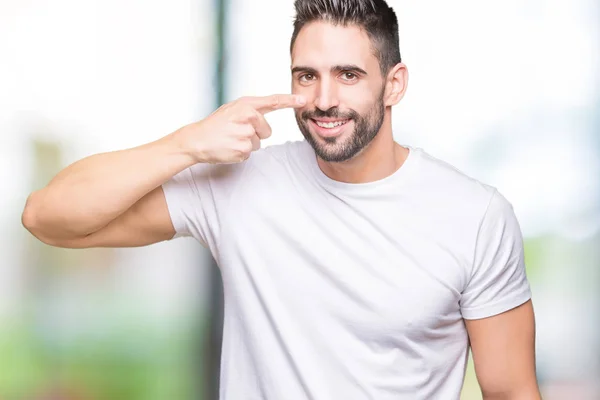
[162,140,532,400]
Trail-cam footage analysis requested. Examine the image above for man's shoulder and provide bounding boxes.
[410,148,520,247]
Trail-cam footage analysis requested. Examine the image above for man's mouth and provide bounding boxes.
[311,119,351,129]
[308,118,352,138]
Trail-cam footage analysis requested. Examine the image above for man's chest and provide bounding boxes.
[220,185,468,340]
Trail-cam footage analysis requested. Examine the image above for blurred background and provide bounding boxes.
[1,0,598,399]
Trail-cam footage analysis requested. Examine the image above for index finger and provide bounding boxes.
[245,94,306,114]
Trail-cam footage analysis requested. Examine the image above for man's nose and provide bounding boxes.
[314,79,340,111]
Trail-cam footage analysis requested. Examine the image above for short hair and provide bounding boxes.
[290,0,402,76]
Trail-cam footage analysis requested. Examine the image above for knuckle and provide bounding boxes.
[232,106,253,124]
[236,139,253,154]
[242,141,254,153]
[231,148,246,162]
[237,105,256,120]
[241,124,256,137]
[246,109,259,122]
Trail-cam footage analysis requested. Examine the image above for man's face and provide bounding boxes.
[291,21,386,163]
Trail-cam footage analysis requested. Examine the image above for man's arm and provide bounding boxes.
[22,135,194,248]
[21,94,306,248]
[465,300,542,400]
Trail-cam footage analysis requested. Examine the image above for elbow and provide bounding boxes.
[22,192,92,249]
[21,192,63,247]
[22,193,42,236]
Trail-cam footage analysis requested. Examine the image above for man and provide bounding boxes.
[22,0,541,398]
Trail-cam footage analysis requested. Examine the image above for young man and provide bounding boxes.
[22,0,541,399]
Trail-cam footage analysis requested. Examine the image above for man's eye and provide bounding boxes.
[299,74,315,82]
[341,72,357,81]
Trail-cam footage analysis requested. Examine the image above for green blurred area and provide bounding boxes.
[0,317,205,400]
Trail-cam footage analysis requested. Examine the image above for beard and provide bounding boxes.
[294,91,385,163]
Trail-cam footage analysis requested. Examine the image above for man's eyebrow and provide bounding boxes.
[290,65,368,75]
[331,64,368,75]
[291,66,318,75]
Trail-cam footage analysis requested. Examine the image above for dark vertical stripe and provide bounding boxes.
[205,0,228,399]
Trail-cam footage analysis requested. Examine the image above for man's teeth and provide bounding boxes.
[315,120,348,128]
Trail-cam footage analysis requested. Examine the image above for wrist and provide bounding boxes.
[166,123,205,165]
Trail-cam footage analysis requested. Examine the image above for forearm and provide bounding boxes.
[22,129,195,239]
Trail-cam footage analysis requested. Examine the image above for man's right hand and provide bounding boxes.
[177,94,306,164]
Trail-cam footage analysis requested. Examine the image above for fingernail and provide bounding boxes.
[295,95,306,105]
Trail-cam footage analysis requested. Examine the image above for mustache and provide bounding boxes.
[301,107,358,121]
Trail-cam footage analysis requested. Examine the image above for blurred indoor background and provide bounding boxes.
[1,0,598,399]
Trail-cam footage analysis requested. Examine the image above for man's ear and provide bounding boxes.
[384,63,408,107]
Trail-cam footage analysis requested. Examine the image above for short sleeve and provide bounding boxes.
[460,189,532,320]
[161,161,249,249]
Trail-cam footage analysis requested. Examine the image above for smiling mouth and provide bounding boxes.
[311,119,351,128]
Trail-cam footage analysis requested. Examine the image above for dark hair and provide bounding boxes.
[290,0,402,76]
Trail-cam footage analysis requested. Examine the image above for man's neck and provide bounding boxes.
[316,114,409,184]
